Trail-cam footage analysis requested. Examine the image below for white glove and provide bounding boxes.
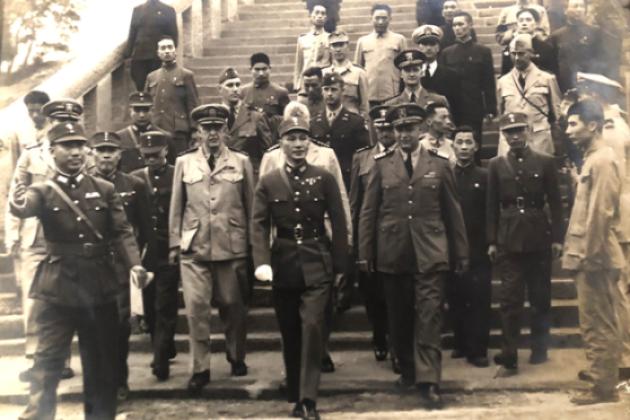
[254,264,273,282]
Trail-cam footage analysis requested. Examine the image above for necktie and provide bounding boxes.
[228,105,236,129]
[404,153,413,177]
[518,73,526,90]
[410,92,417,103]
[208,154,215,171]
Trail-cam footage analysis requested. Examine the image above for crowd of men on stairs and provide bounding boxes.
[1,0,629,419]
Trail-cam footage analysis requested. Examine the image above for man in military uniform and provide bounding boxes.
[10,122,147,420]
[447,126,492,367]
[322,31,369,117]
[496,34,562,156]
[487,112,563,376]
[7,99,84,383]
[88,131,154,400]
[145,36,199,160]
[300,67,327,118]
[218,67,273,177]
[251,114,348,420]
[293,3,330,92]
[563,99,625,405]
[132,131,180,381]
[358,103,468,409]
[310,73,370,191]
[242,53,291,119]
[349,105,396,367]
[385,50,449,109]
[169,104,255,393]
[420,102,457,165]
[124,0,178,91]
[116,91,161,173]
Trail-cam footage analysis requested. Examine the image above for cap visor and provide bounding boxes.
[53,135,87,143]
[393,117,424,127]
[199,119,226,127]
[140,146,166,154]
[280,127,310,137]
[501,123,528,131]
[91,143,121,149]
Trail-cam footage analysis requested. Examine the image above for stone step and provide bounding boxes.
[0,327,583,356]
[253,0,417,6]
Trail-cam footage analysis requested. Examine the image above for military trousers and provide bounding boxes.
[152,262,180,370]
[446,261,492,358]
[358,270,388,349]
[20,301,118,420]
[180,256,250,374]
[381,271,446,384]
[613,243,630,369]
[273,280,331,403]
[15,249,47,357]
[497,251,552,366]
[576,269,622,393]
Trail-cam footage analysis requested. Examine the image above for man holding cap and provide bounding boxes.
[385,50,449,109]
[487,112,563,377]
[88,131,154,400]
[413,25,461,124]
[322,31,369,117]
[349,105,396,367]
[117,91,161,173]
[358,103,468,408]
[10,122,147,420]
[169,104,254,393]
[132,130,180,381]
[251,113,348,419]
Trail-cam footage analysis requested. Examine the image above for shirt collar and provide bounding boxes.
[331,60,353,73]
[374,30,389,38]
[285,161,307,175]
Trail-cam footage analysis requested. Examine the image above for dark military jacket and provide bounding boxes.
[116,124,161,173]
[145,64,199,134]
[251,163,348,289]
[439,39,497,124]
[486,147,563,253]
[132,164,174,269]
[241,81,290,118]
[124,0,178,60]
[454,162,489,264]
[93,169,155,280]
[9,173,141,306]
[310,107,370,191]
[358,147,468,274]
[349,144,382,250]
[226,102,274,174]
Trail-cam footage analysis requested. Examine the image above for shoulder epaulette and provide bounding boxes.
[25,143,41,150]
[264,144,281,153]
[355,144,374,154]
[374,148,395,160]
[178,146,198,156]
[428,148,449,160]
[311,139,331,148]
[352,63,365,70]
[228,146,248,156]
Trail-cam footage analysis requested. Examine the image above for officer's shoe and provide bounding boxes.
[570,388,619,405]
[418,383,443,410]
[60,367,75,380]
[321,355,335,373]
[18,367,34,383]
[528,350,548,365]
[230,361,248,377]
[152,363,169,381]
[467,356,490,368]
[374,345,388,362]
[391,356,401,374]
[187,370,210,394]
[394,376,415,391]
[117,385,129,401]
[290,402,304,418]
[578,369,594,382]
[493,352,517,368]
[451,349,466,359]
[301,399,320,420]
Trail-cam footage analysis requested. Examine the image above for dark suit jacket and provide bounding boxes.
[486,148,563,253]
[358,147,468,274]
[421,64,461,123]
[440,39,497,124]
[310,107,370,190]
[349,145,378,250]
[124,0,178,60]
[454,163,489,264]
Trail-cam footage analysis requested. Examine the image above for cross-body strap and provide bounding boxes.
[45,180,104,241]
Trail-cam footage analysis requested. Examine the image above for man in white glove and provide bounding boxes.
[251,114,348,419]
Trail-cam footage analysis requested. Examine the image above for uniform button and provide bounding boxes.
[73,200,79,204]
[518,158,523,163]
[295,208,301,212]
[78,234,84,239]
[408,185,412,190]
[211,197,216,201]
[517,170,523,175]
[76,217,82,221]
[212,210,217,214]
[408,215,413,219]
[408,200,413,204]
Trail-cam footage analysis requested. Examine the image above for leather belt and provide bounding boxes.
[501,196,545,210]
[47,242,109,258]
[276,224,325,244]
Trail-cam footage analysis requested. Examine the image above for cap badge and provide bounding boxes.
[406,52,413,61]
[398,107,407,118]
[65,103,74,112]
[424,27,432,35]
[379,109,388,118]
[509,114,516,123]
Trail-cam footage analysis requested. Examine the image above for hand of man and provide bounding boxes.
[254,264,273,282]
[130,265,149,288]
[488,245,498,263]
[334,273,344,288]
[551,242,563,259]
[168,247,180,265]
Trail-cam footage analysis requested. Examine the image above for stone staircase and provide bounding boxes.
[0,0,583,358]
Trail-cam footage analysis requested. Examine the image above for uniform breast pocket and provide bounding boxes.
[420,178,440,193]
[119,191,136,208]
[86,199,109,226]
[183,173,203,189]
[219,171,243,183]
[146,80,157,95]
[172,79,187,97]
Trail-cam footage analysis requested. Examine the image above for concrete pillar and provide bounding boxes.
[190,0,204,57]
[209,0,222,39]
[111,64,130,129]
[240,0,254,6]
[223,0,238,22]
[82,88,97,134]
[181,8,191,57]
[95,74,113,132]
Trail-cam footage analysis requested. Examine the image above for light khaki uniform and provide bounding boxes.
[293,30,331,91]
[169,145,254,373]
[323,61,370,117]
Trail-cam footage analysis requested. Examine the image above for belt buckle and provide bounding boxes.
[516,196,525,212]
[294,223,304,244]
[83,243,95,257]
